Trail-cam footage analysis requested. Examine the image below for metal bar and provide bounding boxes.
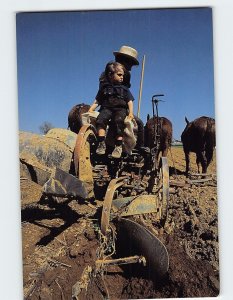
[137,55,146,118]
[96,255,146,267]
[169,180,186,187]
[161,157,169,223]
[187,178,212,184]
[190,173,215,177]
[101,176,128,236]
[73,124,91,176]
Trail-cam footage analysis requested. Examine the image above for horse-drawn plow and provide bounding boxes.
[19,96,218,298]
[20,116,171,298]
[19,123,219,299]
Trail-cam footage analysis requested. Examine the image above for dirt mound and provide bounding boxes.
[21,147,219,299]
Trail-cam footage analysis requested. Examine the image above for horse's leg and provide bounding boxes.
[184,151,190,177]
[205,134,215,172]
[162,147,168,157]
[196,154,201,173]
[198,151,207,174]
[206,147,214,171]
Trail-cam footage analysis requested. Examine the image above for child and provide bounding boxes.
[99,45,139,89]
[89,62,134,158]
[98,46,149,154]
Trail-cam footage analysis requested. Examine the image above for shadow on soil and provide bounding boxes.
[21,196,89,246]
[169,166,185,176]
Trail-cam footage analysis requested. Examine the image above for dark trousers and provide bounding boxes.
[96,108,127,137]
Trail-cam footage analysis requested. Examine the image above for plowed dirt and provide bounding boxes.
[20,147,219,299]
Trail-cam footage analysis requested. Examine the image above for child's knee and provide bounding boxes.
[96,118,108,131]
[96,112,110,130]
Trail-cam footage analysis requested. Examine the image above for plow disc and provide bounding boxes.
[115,218,169,278]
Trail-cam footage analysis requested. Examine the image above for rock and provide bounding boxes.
[159,228,164,235]
[39,282,53,299]
[183,220,194,233]
[193,223,200,231]
[191,198,199,206]
[200,230,215,241]
[196,239,204,246]
[171,203,180,209]
[69,243,80,258]
[195,208,202,216]
[209,217,217,226]
[177,190,182,197]
[208,276,220,293]
[164,223,174,234]
[84,230,96,241]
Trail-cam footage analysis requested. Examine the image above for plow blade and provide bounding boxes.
[116,218,169,278]
[112,195,159,217]
[43,168,88,199]
[19,129,88,199]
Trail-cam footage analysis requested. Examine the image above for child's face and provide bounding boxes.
[110,67,124,84]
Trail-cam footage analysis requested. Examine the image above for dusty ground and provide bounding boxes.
[20,147,219,299]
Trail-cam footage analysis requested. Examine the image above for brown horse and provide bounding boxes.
[181,116,215,175]
[144,116,172,168]
[68,103,90,134]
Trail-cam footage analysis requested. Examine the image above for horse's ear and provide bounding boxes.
[147,114,150,121]
[185,116,189,124]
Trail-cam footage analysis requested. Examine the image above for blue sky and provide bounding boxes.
[16,8,215,140]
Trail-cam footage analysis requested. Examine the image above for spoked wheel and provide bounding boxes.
[73,124,97,197]
[158,157,169,225]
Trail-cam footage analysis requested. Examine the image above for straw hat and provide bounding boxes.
[113,45,139,65]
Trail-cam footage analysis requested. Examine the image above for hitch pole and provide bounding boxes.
[137,55,146,118]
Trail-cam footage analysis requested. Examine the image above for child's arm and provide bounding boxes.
[88,99,99,112]
[127,100,134,119]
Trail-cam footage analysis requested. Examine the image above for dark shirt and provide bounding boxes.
[95,82,134,109]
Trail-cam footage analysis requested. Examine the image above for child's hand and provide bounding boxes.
[128,113,134,120]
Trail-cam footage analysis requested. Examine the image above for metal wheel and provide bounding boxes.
[100,176,128,236]
[73,124,97,197]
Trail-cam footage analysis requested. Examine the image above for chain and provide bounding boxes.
[93,225,117,299]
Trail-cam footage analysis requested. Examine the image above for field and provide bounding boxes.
[21,146,219,299]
